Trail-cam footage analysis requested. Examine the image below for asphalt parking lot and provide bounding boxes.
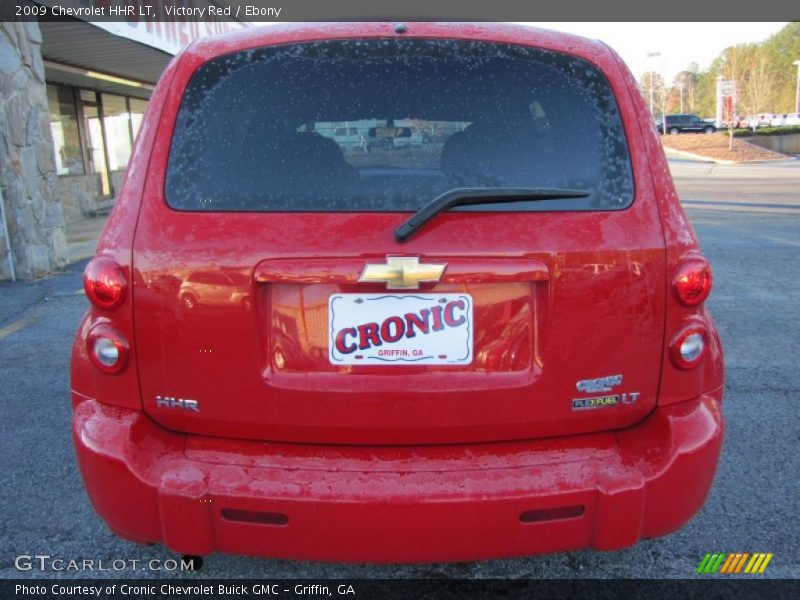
[1,158,798,579]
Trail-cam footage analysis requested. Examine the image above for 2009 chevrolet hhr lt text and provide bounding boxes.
[71,22,724,563]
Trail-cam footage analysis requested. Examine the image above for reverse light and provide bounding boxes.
[670,325,708,370]
[84,257,127,309]
[87,323,129,373]
[673,258,712,307]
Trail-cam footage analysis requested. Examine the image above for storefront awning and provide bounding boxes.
[40,20,172,99]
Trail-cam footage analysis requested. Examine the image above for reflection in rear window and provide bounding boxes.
[166,39,633,212]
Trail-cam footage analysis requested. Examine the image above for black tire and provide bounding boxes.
[669,128,680,135]
[704,126,715,134]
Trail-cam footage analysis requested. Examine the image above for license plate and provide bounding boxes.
[329,293,473,365]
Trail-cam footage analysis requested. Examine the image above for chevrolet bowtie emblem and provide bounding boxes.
[358,256,447,289]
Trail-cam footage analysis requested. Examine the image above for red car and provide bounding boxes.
[71,22,724,563]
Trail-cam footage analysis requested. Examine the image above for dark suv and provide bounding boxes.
[657,114,716,135]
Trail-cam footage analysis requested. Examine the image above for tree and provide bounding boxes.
[671,70,699,113]
[761,22,800,113]
[721,44,779,116]
[658,22,800,120]
[693,69,718,118]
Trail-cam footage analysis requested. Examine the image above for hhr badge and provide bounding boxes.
[358,256,446,290]
[156,395,200,412]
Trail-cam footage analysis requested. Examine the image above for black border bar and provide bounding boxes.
[3,0,800,22]
[4,579,800,600]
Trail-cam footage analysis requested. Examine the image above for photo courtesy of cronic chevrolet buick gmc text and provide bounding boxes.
[71,22,724,563]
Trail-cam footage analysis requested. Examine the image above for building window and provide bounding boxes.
[80,94,112,197]
[46,84,149,198]
[130,98,148,141]
[47,85,84,175]
[101,94,133,173]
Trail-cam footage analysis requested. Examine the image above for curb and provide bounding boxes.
[662,142,788,165]
[664,148,719,163]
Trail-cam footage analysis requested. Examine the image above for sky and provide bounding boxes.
[519,22,790,82]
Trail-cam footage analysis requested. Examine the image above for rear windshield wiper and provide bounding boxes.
[394,187,591,242]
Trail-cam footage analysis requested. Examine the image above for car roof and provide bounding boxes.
[185,22,612,67]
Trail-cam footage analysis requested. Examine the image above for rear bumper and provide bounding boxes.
[72,389,723,563]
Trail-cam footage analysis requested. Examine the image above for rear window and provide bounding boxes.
[166,39,633,212]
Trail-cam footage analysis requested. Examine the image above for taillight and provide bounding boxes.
[673,257,712,307]
[87,323,129,374]
[84,257,127,309]
[669,324,708,370]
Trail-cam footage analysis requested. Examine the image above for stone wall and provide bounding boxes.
[0,21,67,280]
[745,133,800,156]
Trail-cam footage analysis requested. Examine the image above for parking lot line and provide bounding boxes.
[757,235,800,247]
[0,310,45,341]
[683,202,800,215]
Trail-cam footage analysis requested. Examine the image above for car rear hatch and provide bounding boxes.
[132,35,666,445]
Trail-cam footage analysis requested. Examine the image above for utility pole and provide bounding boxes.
[647,51,661,128]
[677,83,685,113]
[0,185,15,282]
[794,60,800,114]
